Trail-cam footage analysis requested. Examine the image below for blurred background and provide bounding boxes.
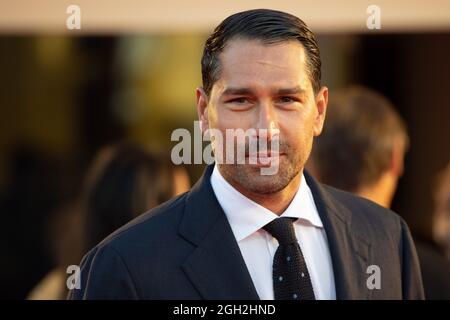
[0,0,449,299]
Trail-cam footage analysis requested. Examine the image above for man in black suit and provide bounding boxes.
[70,9,424,300]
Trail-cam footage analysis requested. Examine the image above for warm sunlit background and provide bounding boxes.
[0,0,449,299]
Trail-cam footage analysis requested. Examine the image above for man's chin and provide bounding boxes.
[243,181,289,194]
[230,165,297,194]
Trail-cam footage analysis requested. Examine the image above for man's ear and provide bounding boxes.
[313,86,328,137]
[196,87,209,134]
[390,139,405,177]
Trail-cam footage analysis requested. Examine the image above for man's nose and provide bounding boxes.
[255,102,279,140]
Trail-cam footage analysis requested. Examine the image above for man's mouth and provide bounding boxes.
[246,151,281,157]
[245,152,284,166]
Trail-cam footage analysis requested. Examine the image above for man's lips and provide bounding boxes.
[245,152,284,166]
[246,151,283,158]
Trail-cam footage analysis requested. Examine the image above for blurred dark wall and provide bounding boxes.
[0,37,125,299]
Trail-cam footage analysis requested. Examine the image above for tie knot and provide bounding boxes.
[263,217,298,245]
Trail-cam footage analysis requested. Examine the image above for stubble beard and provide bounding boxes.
[218,143,308,195]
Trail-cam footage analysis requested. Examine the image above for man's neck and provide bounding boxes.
[219,169,303,216]
[357,172,397,208]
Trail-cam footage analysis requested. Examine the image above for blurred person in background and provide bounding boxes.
[307,85,450,299]
[417,160,450,299]
[433,163,450,260]
[28,142,190,299]
[307,85,408,208]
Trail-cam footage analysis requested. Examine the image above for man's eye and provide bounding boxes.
[277,96,296,103]
[229,97,251,104]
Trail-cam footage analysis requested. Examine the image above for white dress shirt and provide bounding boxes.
[210,165,336,300]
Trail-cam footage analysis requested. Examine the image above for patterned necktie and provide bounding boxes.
[263,217,316,300]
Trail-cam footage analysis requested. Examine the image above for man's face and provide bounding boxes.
[197,38,327,194]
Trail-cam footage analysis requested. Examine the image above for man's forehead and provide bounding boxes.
[217,39,308,78]
[211,76,312,98]
[213,67,311,96]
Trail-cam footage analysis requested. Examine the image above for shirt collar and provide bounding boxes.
[210,164,323,242]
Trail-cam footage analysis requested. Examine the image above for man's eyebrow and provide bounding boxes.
[275,86,306,95]
[221,87,254,96]
[221,86,306,96]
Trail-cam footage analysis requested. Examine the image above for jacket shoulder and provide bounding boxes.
[321,184,405,240]
[71,192,193,299]
[94,191,189,254]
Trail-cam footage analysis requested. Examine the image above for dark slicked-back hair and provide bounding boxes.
[201,9,322,96]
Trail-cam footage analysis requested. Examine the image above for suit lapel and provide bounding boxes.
[305,171,372,299]
[179,165,260,300]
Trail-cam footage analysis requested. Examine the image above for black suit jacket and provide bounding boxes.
[69,165,424,299]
